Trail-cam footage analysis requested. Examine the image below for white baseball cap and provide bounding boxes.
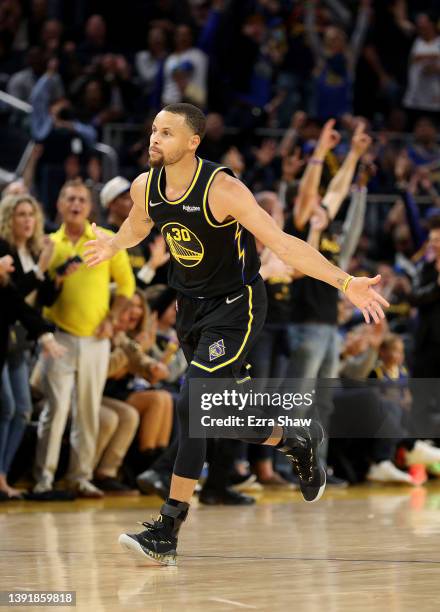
[100,176,131,208]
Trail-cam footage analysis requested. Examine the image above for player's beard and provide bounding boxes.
[149,148,187,168]
[148,152,164,168]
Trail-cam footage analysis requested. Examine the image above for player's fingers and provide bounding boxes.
[368,274,381,286]
[362,308,370,324]
[368,304,380,324]
[86,256,101,268]
[83,247,100,259]
[370,288,390,308]
[371,300,386,320]
[92,223,106,239]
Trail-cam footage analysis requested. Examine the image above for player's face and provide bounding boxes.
[149,111,199,167]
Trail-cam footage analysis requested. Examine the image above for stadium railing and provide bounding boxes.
[0,89,119,187]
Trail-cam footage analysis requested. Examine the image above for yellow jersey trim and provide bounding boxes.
[191,285,254,372]
[157,157,203,204]
[145,170,154,218]
[203,166,236,228]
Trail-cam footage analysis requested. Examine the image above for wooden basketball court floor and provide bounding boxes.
[1,484,440,612]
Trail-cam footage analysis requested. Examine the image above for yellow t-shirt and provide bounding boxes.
[44,221,135,337]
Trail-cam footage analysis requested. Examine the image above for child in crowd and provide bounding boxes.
[368,334,440,484]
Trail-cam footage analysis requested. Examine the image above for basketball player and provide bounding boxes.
[84,103,389,566]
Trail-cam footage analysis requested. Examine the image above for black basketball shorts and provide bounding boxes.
[176,275,267,381]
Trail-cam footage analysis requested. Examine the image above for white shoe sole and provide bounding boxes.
[316,422,325,445]
[284,422,327,503]
[304,467,327,503]
[118,534,176,566]
[305,424,326,503]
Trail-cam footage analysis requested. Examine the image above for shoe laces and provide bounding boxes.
[138,515,162,531]
[286,442,314,483]
[137,516,174,543]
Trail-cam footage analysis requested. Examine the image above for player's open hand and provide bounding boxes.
[345,275,390,324]
[84,223,118,267]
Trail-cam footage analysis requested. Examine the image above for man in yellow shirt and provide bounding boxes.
[34,178,135,497]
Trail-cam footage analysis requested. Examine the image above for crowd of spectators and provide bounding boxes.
[1,0,440,502]
[1,1,440,197]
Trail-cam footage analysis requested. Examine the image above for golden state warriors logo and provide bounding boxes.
[161,222,204,268]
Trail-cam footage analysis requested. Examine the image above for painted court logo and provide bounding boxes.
[209,339,225,361]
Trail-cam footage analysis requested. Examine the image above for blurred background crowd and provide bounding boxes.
[1,0,440,503]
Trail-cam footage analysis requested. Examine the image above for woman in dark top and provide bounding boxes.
[0,194,65,500]
[0,194,59,303]
[0,256,65,498]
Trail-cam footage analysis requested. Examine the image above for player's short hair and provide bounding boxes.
[163,103,206,139]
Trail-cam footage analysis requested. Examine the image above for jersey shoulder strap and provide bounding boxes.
[199,159,236,229]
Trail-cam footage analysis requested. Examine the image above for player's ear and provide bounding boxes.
[190,134,201,151]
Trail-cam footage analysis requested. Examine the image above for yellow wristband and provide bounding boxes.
[342,275,354,294]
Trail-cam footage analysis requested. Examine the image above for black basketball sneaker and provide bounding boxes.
[277,423,326,502]
[118,501,189,566]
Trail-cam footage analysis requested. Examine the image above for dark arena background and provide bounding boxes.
[1,0,440,610]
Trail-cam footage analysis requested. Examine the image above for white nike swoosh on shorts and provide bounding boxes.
[226,294,243,304]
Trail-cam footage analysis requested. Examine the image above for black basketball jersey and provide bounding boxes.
[145,157,260,299]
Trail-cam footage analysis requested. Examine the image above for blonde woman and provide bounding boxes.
[0,193,79,300]
[0,194,68,499]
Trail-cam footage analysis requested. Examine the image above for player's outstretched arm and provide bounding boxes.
[84,173,154,267]
[210,173,389,324]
